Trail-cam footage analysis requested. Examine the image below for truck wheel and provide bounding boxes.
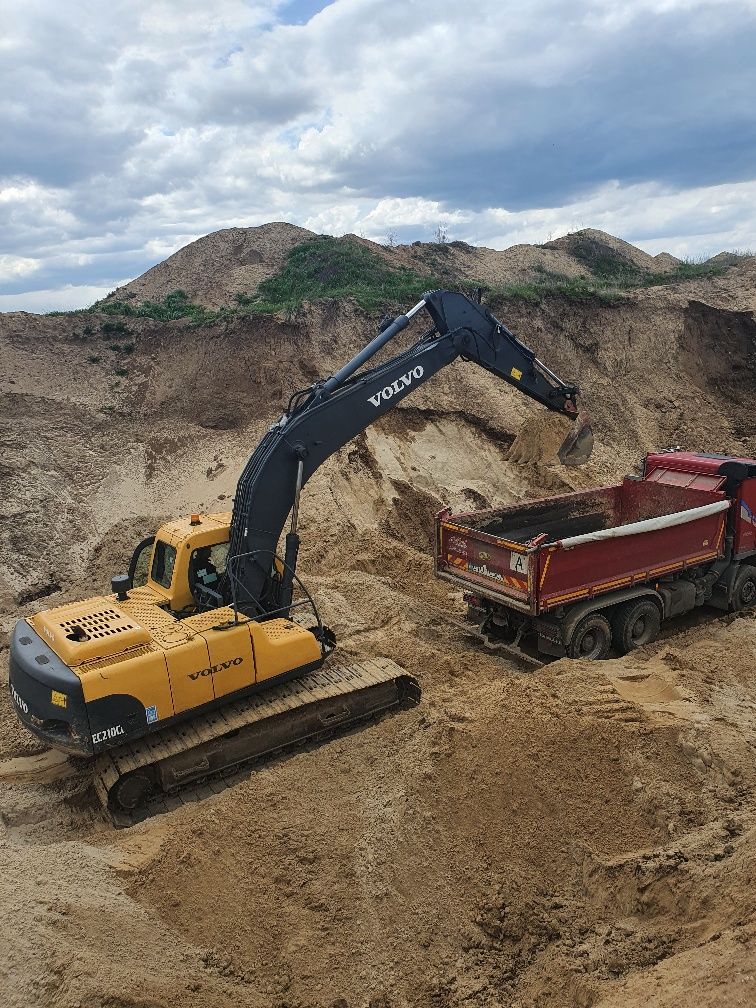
[567,614,612,660]
[732,566,756,611]
[612,599,661,654]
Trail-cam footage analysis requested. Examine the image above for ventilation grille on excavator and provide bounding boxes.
[183,608,237,632]
[58,610,135,639]
[264,621,302,641]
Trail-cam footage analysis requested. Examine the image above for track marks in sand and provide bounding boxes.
[568,657,704,729]
[0,749,74,786]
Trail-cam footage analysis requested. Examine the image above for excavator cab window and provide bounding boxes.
[151,540,177,589]
[189,541,229,594]
[189,541,229,610]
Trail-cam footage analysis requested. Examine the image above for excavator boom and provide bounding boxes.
[227,289,592,616]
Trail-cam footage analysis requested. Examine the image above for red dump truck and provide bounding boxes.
[436,451,756,660]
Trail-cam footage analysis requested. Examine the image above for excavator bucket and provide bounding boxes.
[557,410,594,466]
[508,409,594,467]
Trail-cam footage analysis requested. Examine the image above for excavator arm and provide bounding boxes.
[225,289,592,616]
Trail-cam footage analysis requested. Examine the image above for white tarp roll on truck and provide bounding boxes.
[557,498,730,549]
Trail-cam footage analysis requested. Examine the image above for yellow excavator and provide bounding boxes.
[9,290,592,818]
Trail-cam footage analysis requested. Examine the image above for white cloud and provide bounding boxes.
[0,254,39,278]
[0,282,132,313]
[1,0,755,309]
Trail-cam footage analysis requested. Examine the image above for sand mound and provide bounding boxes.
[101,223,707,313]
[110,222,315,307]
[543,228,667,274]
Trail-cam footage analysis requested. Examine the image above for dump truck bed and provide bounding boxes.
[436,478,730,614]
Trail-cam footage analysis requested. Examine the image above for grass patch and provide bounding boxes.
[95,289,230,325]
[487,253,750,307]
[100,319,131,336]
[238,235,439,314]
[487,272,625,305]
[642,258,731,286]
[554,233,747,292]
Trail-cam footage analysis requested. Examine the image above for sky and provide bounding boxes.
[1,0,756,312]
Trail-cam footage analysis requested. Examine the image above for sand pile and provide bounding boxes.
[103,223,749,312]
[1,234,755,1007]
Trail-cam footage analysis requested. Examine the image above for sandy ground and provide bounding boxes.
[1,235,755,1007]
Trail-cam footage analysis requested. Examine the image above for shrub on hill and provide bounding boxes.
[239,235,439,314]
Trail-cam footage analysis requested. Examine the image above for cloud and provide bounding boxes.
[1,0,755,310]
[0,283,132,314]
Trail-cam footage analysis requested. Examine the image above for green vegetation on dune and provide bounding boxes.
[77,237,438,323]
[96,289,228,324]
[646,258,734,284]
[237,235,439,313]
[50,236,752,323]
[478,272,625,305]
[482,253,751,306]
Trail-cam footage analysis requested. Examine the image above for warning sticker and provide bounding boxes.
[509,553,529,576]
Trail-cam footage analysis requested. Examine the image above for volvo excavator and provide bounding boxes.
[9,290,593,819]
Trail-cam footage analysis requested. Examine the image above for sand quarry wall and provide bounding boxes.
[0,276,755,1007]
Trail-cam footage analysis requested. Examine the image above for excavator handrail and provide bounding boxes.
[225,547,328,650]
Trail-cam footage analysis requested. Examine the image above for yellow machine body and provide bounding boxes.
[13,513,321,756]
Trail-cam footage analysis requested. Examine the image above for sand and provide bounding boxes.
[1,228,755,1007]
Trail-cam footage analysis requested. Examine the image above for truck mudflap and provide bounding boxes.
[8,621,91,755]
[436,508,534,608]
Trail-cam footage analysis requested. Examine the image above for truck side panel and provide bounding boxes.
[537,508,728,611]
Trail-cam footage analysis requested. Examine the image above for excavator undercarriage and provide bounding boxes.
[95,659,419,824]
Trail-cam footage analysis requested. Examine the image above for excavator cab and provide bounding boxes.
[121,513,233,614]
[123,515,289,618]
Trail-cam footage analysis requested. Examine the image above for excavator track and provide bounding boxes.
[93,658,420,826]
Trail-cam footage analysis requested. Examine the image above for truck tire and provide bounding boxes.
[611,599,661,654]
[732,566,756,611]
[566,613,612,660]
